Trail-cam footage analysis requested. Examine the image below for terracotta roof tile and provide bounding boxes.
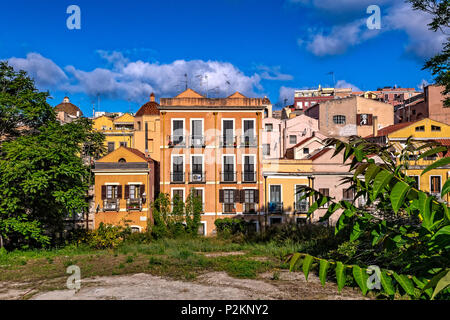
[308,148,332,160]
[135,101,160,116]
[365,121,418,138]
[124,147,154,162]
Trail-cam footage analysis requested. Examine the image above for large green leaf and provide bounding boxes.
[423,269,448,292]
[350,221,363,242]
[390,181,411,214]
[372,170,393,200]
[392,272,415,297]
[289,253,302,272]
[431,269,450,300]
[352,265,368,296]
[421,157,450,176]
[302,254,314,281]
[442,179,450,198]
[319,259,330,287]
[336,262,346,293]
[365,164,381,184]
[419,192,433,230]
[417,146,448,160]
[380,270,395,297]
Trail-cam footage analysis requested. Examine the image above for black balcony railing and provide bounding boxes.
[168,135,185,147]
[189,171,206,183]
[294,201,309,213]
[126,198,142,211]
[189,135,205,148]
[170,172,185,183]
[103,199,120,212]
[220,136,237,148]
[240,135,257,147]
[268,201,283,213]
[220,171,237,183]
[243,203,257,214]
[241,171,256,183]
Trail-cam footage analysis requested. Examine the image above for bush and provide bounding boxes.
[214,218,255,237]
[70,223,131,249]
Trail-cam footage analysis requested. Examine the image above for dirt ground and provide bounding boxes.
[0,270,368,300]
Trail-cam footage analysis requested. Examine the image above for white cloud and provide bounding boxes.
[7,52,68,88]
[6,51,268,103]
[335,79,360,92]
[278,86,299,105]
[417,79,429,90]
[256,65,294,81]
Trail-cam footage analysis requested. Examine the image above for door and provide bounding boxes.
[223,120,234,146]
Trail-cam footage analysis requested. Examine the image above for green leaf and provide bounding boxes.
[431,270,450,300]
[352,265,368,295]
[289,253,302,272]
[353,163,370,179]
[423,269,448,292]
[417,146,448,160]
[392,272,415,297]
[442,179,450,198]
[350,222,363,242]
[372,170,393,200]
[302,254,314,281]
[336,262,346,293]
[319,259,330,287]
[390,181,411,214]
[380,270,395,297]
[421,157,450,176]
[419,192,433,230]
[365,164,381,184]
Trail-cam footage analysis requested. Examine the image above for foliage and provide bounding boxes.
[74,223,131,249]
[150,192,202,239]
[408,0,450,106]
[214,218,254,236]
[287,137,450,299]
[0,62,106,250]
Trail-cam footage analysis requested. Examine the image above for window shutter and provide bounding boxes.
[141,184,145,197]
[240,190,245,203]
[101,185,106,200]
[356,114,361,125]
[219,189,224,203]
[117,185,123,199]
[124,185,130,199]
[254,190,259,203]
[368,114,373,125]
[234,190,240,203]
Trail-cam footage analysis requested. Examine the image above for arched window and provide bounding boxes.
[333,115,346,124]
[118,158,127,163]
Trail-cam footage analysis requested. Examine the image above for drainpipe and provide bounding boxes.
[161,112,166,194]
[214,112,218,222]
[256,112,261,228]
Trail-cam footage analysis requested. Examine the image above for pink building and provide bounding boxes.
[262,114,319,159]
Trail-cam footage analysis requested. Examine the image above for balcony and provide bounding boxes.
[103,199,119,212]
[167,135,186,147]
[223,203,236,214]
[126,198,142,211]
[189,135,206,148]
[243,203,257,214]
[268,201,283,214]
[220,136,237,148]
[220,171,237,183]
[241,171,256,183]
[189,171,206,183]
[170,172,185,184]
[240,135,258,147]
[294,201,309,213]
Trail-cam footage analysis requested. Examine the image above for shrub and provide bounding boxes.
[72,223,131,249]
[214,218,255,237]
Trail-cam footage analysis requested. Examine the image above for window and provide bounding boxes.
[333,115,346,124]
[319,188,330,208]
[222,156,235,182]
[415,125,425,132]
[243,156,255,182]
[431,125,441,132]
[191,188,203,207]
[106,185,118,199]
[172,156,184,183]
[289,135,297,144]
[198,223,205,236]
[118,158,126,163]
[270,217,282,225]
[244,189,256,203]
[107,142,115,153]
[222,189,235,213]
[342,188,354,201]
[305,101,309,107]
[129,185,141,199]
[296,101,303,109]
[357,114,373,126]
[295,185,309,212]
[412,110,416,115]
[265,124,273,132]
[430,176,441,194]
[172,189,184,202]
[191,119,203,147]
[191,156,204,182]
[269,185,282,213]
[263,144,270,156]
[137,121,141,131]
[303,148,309,155]
[172,119,184,145]
[222,120,234,146]
[119,141,127,147]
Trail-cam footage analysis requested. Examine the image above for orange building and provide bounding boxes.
[93,147,156,232]
[134,93,161,161]
[159,89,271,235]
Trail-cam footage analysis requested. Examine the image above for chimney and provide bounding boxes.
[373,116,378,137]
[150,93,155,102]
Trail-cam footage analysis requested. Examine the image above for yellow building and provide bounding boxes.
[92,147,156,231]
[134,93,161,162]
[93,113,135,153]
[369,118,449,202]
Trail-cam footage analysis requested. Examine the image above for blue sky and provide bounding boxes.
[0,0,445,115]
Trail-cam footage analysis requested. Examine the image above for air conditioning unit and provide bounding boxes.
[192,174,203,182]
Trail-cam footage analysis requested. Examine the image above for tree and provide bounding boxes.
[408,0,450,106]
[288,137,450,299]
[0,62,105,249]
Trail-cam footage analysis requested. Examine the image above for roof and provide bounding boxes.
[365,121,418,138]
[124,147,154,162]
[54,97,83,117]
[135,100,160,116]
[308,148,332,160]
